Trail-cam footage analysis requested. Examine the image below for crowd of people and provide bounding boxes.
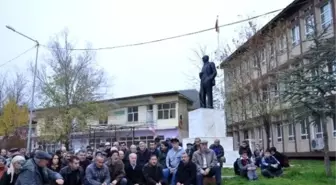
[0,137,224,185]
[234,140,290,180]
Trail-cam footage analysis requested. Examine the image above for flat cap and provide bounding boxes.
[170,138,179,143]
[186,143,193,146]
[34,150,52,160]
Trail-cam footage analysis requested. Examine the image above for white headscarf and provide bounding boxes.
[7,155,25,183]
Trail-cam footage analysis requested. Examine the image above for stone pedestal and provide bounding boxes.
[183,108,239,168]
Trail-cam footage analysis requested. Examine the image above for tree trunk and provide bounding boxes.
[321,112,332,176]
[263,116,271,149]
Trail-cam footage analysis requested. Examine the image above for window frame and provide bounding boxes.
[288,123,295,141]
[304,13,315,37]
[300,118,309,140]
[127,106,139,122]
[332,114,336,138]
[320,1,333,29]
[291,24,300,46]
[276,123,282,142]
[157,102,176,120]
[314,117,323,138]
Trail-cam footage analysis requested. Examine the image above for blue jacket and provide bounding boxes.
[209,144,224,158]
[85,163,110,185]
[261,156,280,170]
[166,147,184,169]
[15,158,63,185]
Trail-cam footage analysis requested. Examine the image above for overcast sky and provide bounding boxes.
[0,0,293,99]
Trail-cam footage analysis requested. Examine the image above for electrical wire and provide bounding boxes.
[41,8,283,51]
[0,45,36,68]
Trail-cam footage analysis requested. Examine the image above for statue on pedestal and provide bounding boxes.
[199,55,217,109]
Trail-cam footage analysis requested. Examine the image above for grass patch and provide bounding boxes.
[222,160,336,185]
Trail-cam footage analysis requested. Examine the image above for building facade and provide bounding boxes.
[220,0,335,157]
[33,89,199,152]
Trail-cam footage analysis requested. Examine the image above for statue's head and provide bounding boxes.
[202,55,209,63]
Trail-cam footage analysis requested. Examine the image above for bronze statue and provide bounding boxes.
[199,55,217,109]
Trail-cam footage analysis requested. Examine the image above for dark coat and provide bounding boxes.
[273,152,289,168]
[59,166,84,185]
[238,146,253,158]
[158,149,168,168]
[79,159,91,171]
[142,163,164,185]
[124,164,145,185]
[0,170,19,185]
[209,144,224,158]
[136,149,150,167]
[106,159,125,182]
[15,159,63,185]
[175,161,196,185]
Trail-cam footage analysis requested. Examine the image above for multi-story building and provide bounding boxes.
[32,89,199,152]
[220,0,335,157]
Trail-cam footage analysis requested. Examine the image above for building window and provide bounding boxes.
[157,103,176,119]
[314,117,323,138]
[276,123,282,142]
[279,35,286,52]
[99,116,108,125]
[251,129,255,139]
[321,1,332,29]
[258,127,262,142]
[291,25,300,46]
[304,13,315,37]
[127,107,138,122]
[243,130,249,139]
[146,105,154,123]
[288,123,295,141]
[332,114,336,137]
[300,118,308,140]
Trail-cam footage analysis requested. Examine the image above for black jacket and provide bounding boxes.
[136,149,151,167]
[238,146,252,158]
[124,164,144,185]
[175,161,197,185]
[59,166,84,185]
[79,159,91,172]
[142,163,164,185]
[0,170,19,185]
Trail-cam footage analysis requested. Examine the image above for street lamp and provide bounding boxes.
[6,25,39,152]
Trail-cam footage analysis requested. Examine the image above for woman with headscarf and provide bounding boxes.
[0,155,26,185]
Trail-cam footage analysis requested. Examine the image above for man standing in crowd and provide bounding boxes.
[125,153,144,185]
[86,149,93,161]
[175,152,197,185]
[60,156,84,185]
[15,150,64,185]
[118,150,128,166]
[85,154,110,185]
[148,142,159,157]
[192,140,222,185]
[143,155,166,185]
[120,142,128,153]
[106,151,127,185]
[113,142,120,150]
[210,139,225,168]
[77,150,91,171]
[163,138,184,185]
[136,142,150,167]
[158,142,169,168]
[0,149,7,159]
[191,138,201,158]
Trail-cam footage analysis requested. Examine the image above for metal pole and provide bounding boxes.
[27,44,39,152]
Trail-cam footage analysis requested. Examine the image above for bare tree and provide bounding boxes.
[35,30,110,149]
[6,73,28,104]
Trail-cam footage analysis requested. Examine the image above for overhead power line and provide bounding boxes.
[0,45,36,68]
[41,8,282,51]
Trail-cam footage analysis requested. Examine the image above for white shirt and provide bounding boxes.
[202,154,207,168]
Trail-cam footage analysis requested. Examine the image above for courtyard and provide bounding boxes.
[222,160,335,185]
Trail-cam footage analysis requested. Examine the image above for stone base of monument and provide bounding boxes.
[182,108,239,168]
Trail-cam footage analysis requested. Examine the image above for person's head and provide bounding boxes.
[129,153,137,165]
[202,55,209,63]
[110,150,119,162]
[200,140,208,151]
[19,148,26,155]
[241,151,248,159]
[95,155,105,168]
[61,146,67,153]
[120,142,127,150]
[86,149,93,158]
[241,141,248,148]
[113,142,119,148]
[264,148,271,157]
[118,150,125,160]
[171,138,180,150]
[0,156,6,168]
[130,145,137,153]
[181,152,189,163]
[160,142,169,151]
[154,137,161,145]
[149,155,158,166]
[270,147,277,155]
[214,139,220,146]
[69,156,80,170]
[77,150,86,161]
[105,142,111,149]
[139,142,146,151]
[110,147,118,152]
[34,150,52,168]
[149,142,156,150]
[194,138,201,146]
[51,154,60,165]
[0,149,6,157]
[186,143,193,150]
[11,155,26,171]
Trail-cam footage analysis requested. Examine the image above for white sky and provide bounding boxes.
[0,0,294,99]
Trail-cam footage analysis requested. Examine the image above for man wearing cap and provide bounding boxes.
[163,138,184,185]
[192,140,221,185]
[15,150,64,185]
